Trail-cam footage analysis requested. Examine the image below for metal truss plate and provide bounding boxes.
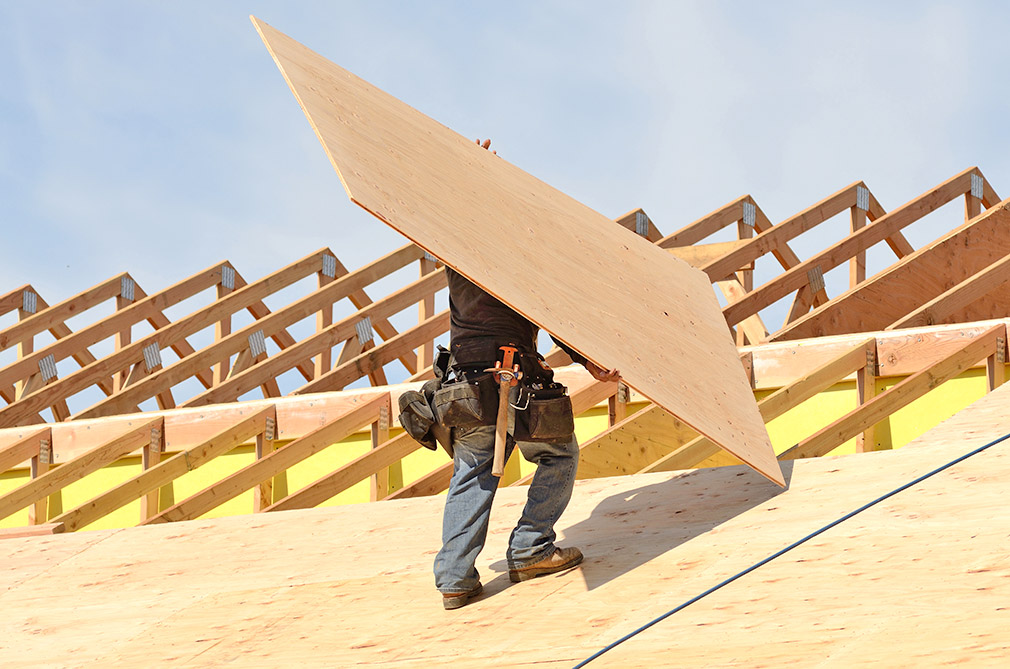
[971,173,984,199]
[248,329,267,357]
[321,254,337,278]
[742,202,756,228]
[355,316,373,345]
[856,186,870,212]
[150,427,164,453]
[120,276,135,301]
[807,265,826,295]
[142,343,163,371]
[635,211,650,237]
[38,354,58,382]
[221,265,236,290]
[22,289,37,314]
[38,439,52,466]
[423,251,439,264]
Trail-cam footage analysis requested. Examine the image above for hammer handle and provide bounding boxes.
[491,376,510,477]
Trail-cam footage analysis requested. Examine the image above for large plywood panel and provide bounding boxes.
[251,18,782,486]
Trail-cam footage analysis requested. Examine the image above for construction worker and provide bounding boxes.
[436,139,620,610]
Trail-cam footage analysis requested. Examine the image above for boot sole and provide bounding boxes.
[508,553,584,582]
[442,583,483,610]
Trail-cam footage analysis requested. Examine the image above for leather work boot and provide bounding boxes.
[442,582,483,610]
[509,546,584,583]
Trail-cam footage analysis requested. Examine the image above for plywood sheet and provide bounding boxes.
[251,18,782,486]
[1,384,1009,666]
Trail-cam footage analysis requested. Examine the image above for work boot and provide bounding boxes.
[441,582,483,610]
[509,546,584,583]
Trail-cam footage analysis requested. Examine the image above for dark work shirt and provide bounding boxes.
[446,267,586,365]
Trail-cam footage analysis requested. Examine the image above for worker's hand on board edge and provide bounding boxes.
[475,138,497,154]
[584,361,621,383]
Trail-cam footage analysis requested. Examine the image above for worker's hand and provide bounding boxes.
[475,138,497,155]
[584,361,621,383]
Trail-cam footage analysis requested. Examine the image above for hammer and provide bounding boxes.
[487,346,522,477]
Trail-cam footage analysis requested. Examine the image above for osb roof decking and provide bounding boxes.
[1,382,1008,667]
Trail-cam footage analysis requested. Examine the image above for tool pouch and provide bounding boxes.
[433,373,498,429]
[513,382,575,442]
[397,379,441,450]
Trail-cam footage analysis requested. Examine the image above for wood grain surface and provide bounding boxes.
[2,383,1009,666]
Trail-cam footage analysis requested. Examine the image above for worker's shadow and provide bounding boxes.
[486,461,792,593]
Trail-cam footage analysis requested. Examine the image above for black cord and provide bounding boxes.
[573,431,1010,667]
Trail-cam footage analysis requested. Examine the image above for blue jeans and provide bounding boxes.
[433,424,579,594]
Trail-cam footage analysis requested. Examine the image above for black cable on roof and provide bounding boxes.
[574,431,1010,668]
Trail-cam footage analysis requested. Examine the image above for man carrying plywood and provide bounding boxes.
[431,141,620,610]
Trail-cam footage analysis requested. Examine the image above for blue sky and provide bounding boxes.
[2,1,1009,374]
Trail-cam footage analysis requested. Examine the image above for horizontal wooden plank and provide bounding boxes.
[780,325,1004,459]
[143,394,388,524]
[49,408,275,532]
[642,340,874,473]
[0,418,161,523]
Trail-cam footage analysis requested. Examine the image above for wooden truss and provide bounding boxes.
[1,317,1004,532]
[1,169,1007,444]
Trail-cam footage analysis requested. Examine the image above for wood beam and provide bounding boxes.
[730,167,981,330]
[295,310,450,394]
[641,339,874,473]
[142,395,387,524]
[657,196,748,248]
[0,418,162,523]
[47,408,274,532]
[173,269,446,409]
[886,253,1010,331]
[780,326,1004,460]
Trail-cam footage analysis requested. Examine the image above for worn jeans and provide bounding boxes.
[433,424,579,594]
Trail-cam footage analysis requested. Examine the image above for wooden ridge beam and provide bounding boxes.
[141,394,388,524]
[641,339,875,473]
[295,309,450,394]
[725,167,982,329]
[780,325,1005,460]
[47,407,275,532]
[168,267,446,409]
[0,418,161,523]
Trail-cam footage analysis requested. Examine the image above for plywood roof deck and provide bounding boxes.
[3,383,1008,667]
